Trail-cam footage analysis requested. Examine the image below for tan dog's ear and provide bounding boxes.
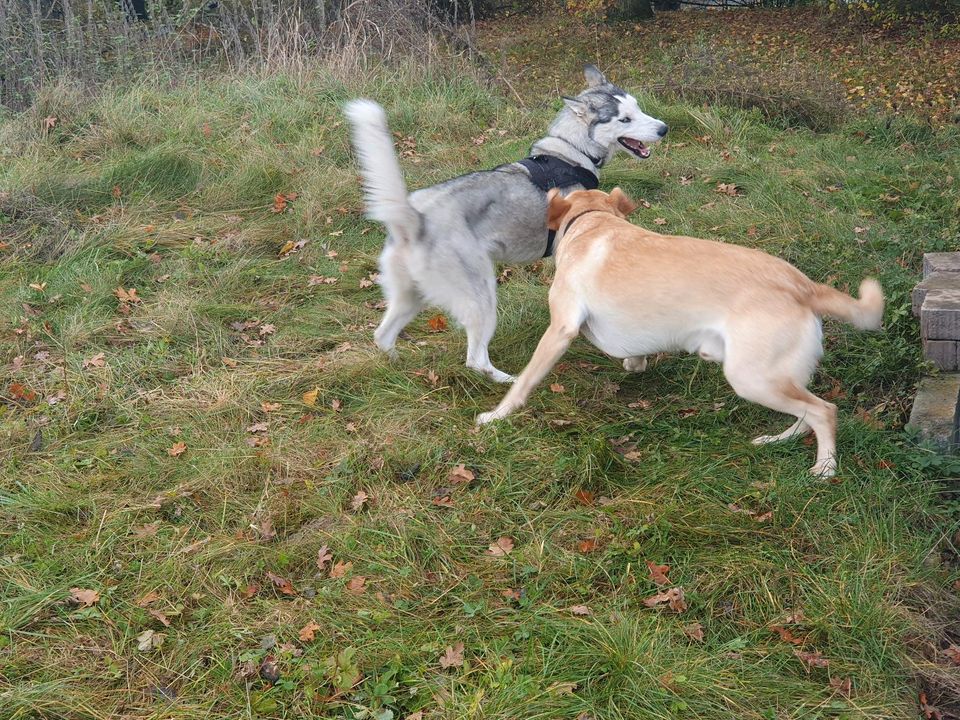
[546,189,572,231]
[609,187,638,216]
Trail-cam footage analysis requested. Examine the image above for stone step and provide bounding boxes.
[913,272,960,316]
[907,373,960,452]
[924,252,960,278]
[924,340,959,371]
[921,289,960,341]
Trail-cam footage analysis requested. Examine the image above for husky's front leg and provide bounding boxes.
[623,356,648,372]
[477,320,581,424]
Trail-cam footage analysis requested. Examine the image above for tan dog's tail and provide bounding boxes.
[808,278,884,330]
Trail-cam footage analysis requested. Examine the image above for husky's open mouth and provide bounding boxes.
[618,137,651,159]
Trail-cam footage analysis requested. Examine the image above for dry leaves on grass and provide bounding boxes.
[82,352,106,369]
[266,571,296,596]
[439,642,465,669]
[350,491,369,512]
[549,383,566,393]
[167,442,187,458]
[330,561,352,579]
[683,622,705,641]
[447,464,475,484]
[643,587,687,613]
[302,387,320,407]
[137,629,165,651]
[346,576,367,594]
[426,314,448,332]
[69,588,99,607]
[568,605,592,616]
[299,621,323,643]
[794,649,830,670]
[646,561,671,586]
[486,536,514,557]
[317,545,333,572]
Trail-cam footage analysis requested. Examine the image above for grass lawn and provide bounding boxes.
[1,16,960,719]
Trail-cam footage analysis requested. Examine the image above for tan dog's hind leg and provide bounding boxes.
[476,320,581,425]
[751,418,811,445]
[726,366,837,476]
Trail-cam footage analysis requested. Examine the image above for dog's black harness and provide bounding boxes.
[517,155,599,257]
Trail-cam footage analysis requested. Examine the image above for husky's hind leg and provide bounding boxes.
[373,245,423,357]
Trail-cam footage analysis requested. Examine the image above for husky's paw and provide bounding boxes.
[623,356,648,373]
[752,434,780,446]
[470,365,515,384]
[809,458,837,478]
[476,410,502,425]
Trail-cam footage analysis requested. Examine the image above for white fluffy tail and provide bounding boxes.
[808,278,884,330]
[344,99,420,243]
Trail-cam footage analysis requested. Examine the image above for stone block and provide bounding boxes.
[907,373,960,452]
[921,290,960,341]
[924,252,960,278]
[924,339,959,371]
[913,273,960,317]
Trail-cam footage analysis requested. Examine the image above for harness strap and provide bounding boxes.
[516,155,599,258]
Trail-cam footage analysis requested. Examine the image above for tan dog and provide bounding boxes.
[477,188,884,477]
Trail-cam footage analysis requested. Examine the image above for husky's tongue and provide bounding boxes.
[619,137,651,159]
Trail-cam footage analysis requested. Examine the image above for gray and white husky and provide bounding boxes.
[345,65,667,382]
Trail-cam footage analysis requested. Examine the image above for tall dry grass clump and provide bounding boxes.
[0,0,482,110]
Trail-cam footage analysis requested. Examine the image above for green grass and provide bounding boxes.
[1,56,959,720]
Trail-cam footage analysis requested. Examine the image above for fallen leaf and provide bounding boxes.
[331,398,343,412]
[550,383,566,393]
[794,649,829,670]
[486,536,514,557]
[330,561,352,579]
[643,587,687,612]
[578,538,598,553]
[683,622,705,641]
[137,590,161,607]
[82,352,106,369]
[9,383,37,403]
[266,571,296,596]
[920,691,944,720]
[770,624,805,645]
[716,182,740,196]
[568,604,592,616]
[346,576,367,594]
[69,588,100,607]
[261,402,281,412]
[574,489,595,506]
[246,422,269,434]
[646,561,671,586]
[222,357,238,368]
[439,642,464,669]
[302,387,320,406]
[943,645,960,665]
[830,676,852,697]
[167,441,187,458]
[254,515,275,541]
[29,282,46,292]
[447,464,475,484]
[133,522,160,538]
[272,194,288,213]
[148,609,171,627]
[350,490,369,512]
[299,620,323,642]
[137,629,165,651]
[317,545,333,572]
[653,217,667,225]
[427,314,448,332]
[114,287,141,304]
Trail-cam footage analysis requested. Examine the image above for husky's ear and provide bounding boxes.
[562,96,590,119]
[546,189,572,231]
[584,64,608,88]
[609,187,638,216]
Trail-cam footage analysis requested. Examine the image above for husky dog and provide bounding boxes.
[345,66,668,382]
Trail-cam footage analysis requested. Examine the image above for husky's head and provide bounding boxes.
[561,65,667,164]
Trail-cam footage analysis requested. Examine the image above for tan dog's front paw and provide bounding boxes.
[623,356,648,373]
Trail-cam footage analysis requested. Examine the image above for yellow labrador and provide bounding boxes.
[477,188,884,477]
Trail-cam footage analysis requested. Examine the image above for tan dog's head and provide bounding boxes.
[546,187,637,232]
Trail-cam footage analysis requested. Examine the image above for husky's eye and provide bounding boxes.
[619,117,631,123]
